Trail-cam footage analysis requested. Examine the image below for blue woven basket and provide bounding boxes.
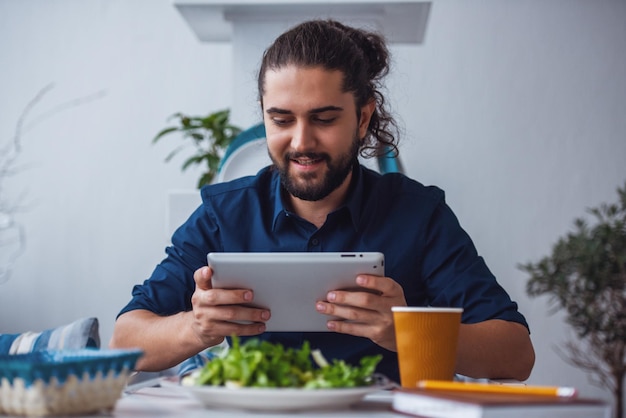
[0,349,143,416]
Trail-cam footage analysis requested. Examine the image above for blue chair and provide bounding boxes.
[216,123,403,182]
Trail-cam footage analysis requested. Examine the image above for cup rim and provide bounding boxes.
[391,306,463,313]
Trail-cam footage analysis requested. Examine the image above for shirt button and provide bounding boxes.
[310,238,319,246]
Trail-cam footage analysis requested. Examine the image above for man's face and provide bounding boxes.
[262,65,371,202]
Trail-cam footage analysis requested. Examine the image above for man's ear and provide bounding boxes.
[358,99,376,139]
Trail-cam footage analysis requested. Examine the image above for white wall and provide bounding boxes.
[0,0,232,339]
[1,0,625,408]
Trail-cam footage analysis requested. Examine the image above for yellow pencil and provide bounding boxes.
[416,380,578,398]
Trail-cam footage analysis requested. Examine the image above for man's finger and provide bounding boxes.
[194,266,213,291]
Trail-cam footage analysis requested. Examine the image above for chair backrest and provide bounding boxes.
[216,123,403,183]
[217,124,271,183]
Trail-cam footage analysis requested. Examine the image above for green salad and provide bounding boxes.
[185,336,382,389]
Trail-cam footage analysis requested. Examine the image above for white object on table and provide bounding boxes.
[113,384,400,418]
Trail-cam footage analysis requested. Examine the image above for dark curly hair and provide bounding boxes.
[257,19,399,159]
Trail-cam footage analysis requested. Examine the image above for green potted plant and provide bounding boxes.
[153,109,242,188]
[518,182,626,418]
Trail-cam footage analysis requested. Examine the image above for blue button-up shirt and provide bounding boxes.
[119,164,528,382]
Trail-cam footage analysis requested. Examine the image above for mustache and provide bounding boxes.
[285,151,330,162]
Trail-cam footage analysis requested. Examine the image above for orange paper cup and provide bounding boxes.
[392,306,463,388]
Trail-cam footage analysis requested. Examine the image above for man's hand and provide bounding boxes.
[315,274,406,351]
[110,267,271,371]
[190,266,270,347]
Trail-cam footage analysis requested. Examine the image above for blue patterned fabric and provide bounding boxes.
[176,351,216,377]
[0,317,100,354]
[176,340,228,377]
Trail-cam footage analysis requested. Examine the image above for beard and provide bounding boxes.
[270,132,361,202]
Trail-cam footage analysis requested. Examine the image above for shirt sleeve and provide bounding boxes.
[421,197,529,330]
[117,202,220,317]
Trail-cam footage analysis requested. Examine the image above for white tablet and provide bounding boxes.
[207,252,385,332]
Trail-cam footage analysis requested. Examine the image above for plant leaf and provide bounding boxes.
[152,108,243,189]
[152,126,180,143]
[181,155,205,171]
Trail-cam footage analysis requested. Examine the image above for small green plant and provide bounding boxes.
[518,182,626,418]
[153,109,242,189]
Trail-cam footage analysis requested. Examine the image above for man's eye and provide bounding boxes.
[314,117,337,124]
[272,118,292,126]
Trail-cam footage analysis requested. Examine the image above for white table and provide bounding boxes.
[114,385,402,417]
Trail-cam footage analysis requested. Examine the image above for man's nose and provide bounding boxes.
[290,121,316,151]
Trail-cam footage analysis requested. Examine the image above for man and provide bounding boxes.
[111,20,535,383]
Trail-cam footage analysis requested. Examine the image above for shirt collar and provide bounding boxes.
[270,163,367,232]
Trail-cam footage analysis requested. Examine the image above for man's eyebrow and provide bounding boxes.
[265,105,344,115]
[265,107,291,115]
[309,105,343,114]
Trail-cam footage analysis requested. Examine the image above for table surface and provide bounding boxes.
[0,378,402,418]
[75,386,402,418]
